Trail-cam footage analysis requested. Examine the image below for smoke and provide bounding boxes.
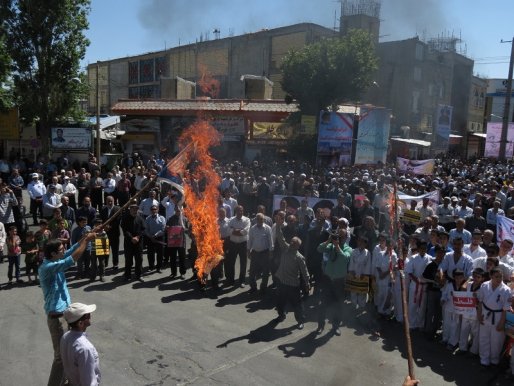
[137,0,335,45]
[380,0,450,41]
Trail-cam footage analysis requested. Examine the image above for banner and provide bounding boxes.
[316,111,354,167]
[94,237,110,256]
[167,226,184,248]
[354,107,391,165]
[434,105,453,152]
[0,108,19,140]
[506,312,514,338]
[252,122,293,140]
[397,190,440,215]
[211,116,245,141]
[496,216,514,254]
[272,195,337,218]
[299,115,316,135]
[51,127,92,149]
[345,275,370,293]
[484,122,514,158]
[452,291,477,319]
[397,157,435,175]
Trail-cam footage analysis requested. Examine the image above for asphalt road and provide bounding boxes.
[0,199,513,385]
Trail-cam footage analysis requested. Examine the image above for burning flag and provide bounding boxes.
[179,119,224,282]
[157,143,196,205]
[198,63,220,98]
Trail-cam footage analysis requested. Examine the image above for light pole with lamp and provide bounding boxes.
[499,38,514,161]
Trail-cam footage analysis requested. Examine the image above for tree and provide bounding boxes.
[281,29,379,115]
[2,0,90,150]
[0,5,13,111]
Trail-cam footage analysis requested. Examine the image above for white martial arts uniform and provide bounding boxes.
[441,281,462,346]
[405,253,432,329]
[477,280,512,366]
[458,281,481,354]
[440,252,474,279]
[348,247,371,308]
[374,247,397,315]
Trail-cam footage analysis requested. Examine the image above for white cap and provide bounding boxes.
[64,303,96,323]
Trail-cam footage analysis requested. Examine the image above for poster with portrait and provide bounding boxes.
[484,122,514,158]
[51,127,92,149]
[354,107,391,165]
[433,105,453,153]
[316,111,354,167]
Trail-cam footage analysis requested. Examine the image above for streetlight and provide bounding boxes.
[95,61,101,165]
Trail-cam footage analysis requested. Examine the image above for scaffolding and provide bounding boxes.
[425,32,467,55]
[341,0,381,18]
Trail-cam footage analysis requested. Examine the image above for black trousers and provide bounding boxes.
[317,275,345,326]
[106,233,120,267]
[211,237,229,287]
[224,240,247,284]
[124,241,143,279]
[146,237,164,270]
[276,282,304,323]
[166,246,186,275]
[424,290,442,335]
[30,198,43,223]
[248,250,270,290]
[90,252,105,279]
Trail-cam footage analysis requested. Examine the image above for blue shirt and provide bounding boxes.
[39,243,79,314]
[145,214,166,238]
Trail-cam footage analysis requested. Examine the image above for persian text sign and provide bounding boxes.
[452,291,477,319]
[354,107,391,165]
[211,116,245,141]
[51,128,92,149]
[484,122,514,158]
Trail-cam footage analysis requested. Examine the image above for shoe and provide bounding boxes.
[239,283,246,288]
[455,350,466,356]
[333,327,341,336]
[179,275,185,280]
[99,276,105,282]
[137,277,145,282]
[112,266,119,271]
[16,279,24,284]
[249,287,257,293]
[316,323,325,334]
[123,276,131,282]
[274,314,286,323]
[297,323,304,330]
[170,273,177,278]
[156,269,162,273]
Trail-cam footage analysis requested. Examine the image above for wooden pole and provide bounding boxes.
[399,270,415,380]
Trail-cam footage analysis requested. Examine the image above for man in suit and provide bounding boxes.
[100,195,121,270]
[76,196,97,227]
[121,203,146,282]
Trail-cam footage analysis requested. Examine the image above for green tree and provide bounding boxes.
[2,0,90,149]
[281,29,378,115]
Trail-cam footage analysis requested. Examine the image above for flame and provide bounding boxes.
[198,64,220,98]
[179,119,224,282]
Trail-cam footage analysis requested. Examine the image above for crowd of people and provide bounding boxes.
[2,152,514,383]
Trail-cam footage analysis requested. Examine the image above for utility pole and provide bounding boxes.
[96,61,101,165]
[499,38,514,160]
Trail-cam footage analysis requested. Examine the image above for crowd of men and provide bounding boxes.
[2,153,514,382]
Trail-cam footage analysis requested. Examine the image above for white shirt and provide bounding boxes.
[60,330,101,386]
[463,244,487,260]
[103,178,116,194]
[440,251,474,279]
[228,215,251,243]
[248,223,273,252]
[405,253,431,283]
[27,180,46,199]
[62,181,77,195]
[349,248,371,277]
[139,198,159,217]
[161,196,176,221]
[218,217,231,239]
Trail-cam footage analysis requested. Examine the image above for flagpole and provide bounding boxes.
[393,171,415,380]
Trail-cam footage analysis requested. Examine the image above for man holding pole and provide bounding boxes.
[39,231,98,386]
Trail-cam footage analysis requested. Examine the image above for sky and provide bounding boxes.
[84,0,514,80]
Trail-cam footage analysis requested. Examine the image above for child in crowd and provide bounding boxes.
[22,231,39,284]
[440,269,466,351]
[348,236,371,309]
[90,218,109,282]
[52,219,70,248]
[34,219,51,263]
[71,216,92,280]
[458,268,485,355]
[6,226,22,284]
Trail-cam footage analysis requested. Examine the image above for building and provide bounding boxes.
[87,23,336,115]
[466,76,488,158]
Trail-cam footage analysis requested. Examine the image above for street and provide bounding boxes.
[0,230,512,386]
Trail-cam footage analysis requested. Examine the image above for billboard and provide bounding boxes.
[211,116,245,141]
[484,122,514,158]
[51,127,92,149]
[252,121,293,140]
[0,108,19,140]
[316,111,354,167]
[433,104,453,153]
[354,107,390,165]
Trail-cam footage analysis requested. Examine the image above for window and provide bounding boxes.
[415,43,424,61]
[414,67,422,82]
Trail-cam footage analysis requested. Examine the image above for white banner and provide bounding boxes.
[397,157,435,175]
[397,190,440,210]
[272,195,337,218]
[496,215,514,254]
[452,291,477,319]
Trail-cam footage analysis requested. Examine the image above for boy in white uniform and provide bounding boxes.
[458,268,484,355]
[477,267,512,368]
[375,238,397,316]
[440,269,466,350]
[348,236,371,309]
[405,240,432,329]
